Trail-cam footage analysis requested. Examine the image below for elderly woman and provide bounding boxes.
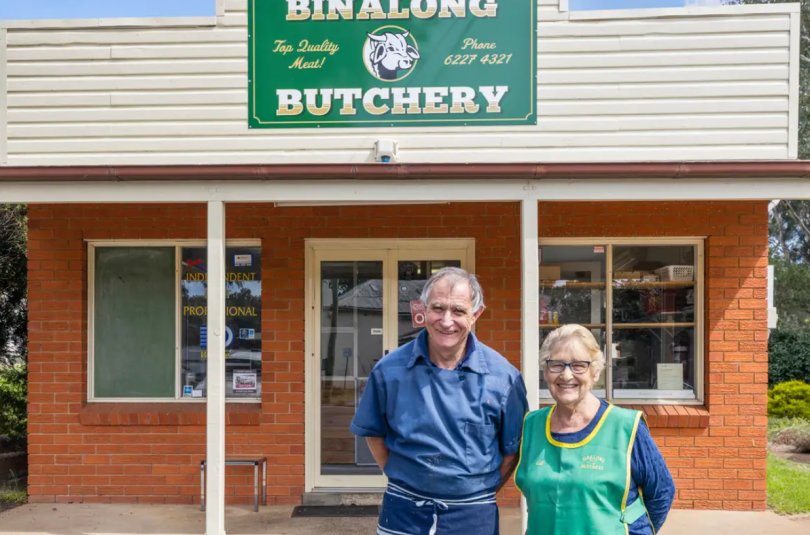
[515,324,675,535]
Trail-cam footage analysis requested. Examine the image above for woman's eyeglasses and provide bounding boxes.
[545,360,592,375]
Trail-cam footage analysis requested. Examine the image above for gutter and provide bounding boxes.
[2,162,810,182]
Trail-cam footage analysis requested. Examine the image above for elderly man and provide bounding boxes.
[350,267,528,535]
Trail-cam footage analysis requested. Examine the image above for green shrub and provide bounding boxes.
[772,423,810,454]
[769,381,810,420]
[769,328,810,386]
[0,364,26,448]
[768,417,809,441]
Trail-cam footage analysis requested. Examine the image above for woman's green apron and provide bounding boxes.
[514,404,649,535]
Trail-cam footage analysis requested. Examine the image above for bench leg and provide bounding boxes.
[262,461,267,507]
[200,463,205,512]
[254,463,259,513]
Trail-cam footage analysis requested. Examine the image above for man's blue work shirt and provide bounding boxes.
[350,330,529,497]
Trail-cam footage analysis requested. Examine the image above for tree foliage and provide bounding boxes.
[0,365,27,447]
[769,327,810,385]
[0,205,27,366]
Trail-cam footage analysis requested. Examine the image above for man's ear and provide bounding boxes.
[472,305,487,323]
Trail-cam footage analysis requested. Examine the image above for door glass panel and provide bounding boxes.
[397,260,462,347]
[320,261,384,476]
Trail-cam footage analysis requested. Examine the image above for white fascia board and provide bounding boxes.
[2,178,810,204]
[569,3,800,22]
[0,17,217,30]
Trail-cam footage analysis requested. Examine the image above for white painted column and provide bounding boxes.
[520,198,540,534]
[206,201,227,535]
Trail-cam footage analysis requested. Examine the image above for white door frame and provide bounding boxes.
[304,239,474,492]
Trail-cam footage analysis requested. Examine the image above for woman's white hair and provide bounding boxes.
[539,324,605,380]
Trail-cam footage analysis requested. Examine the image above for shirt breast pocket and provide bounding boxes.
[464,422,498,474]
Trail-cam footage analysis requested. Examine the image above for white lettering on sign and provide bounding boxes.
[276,85,508,117]
[287,0,498,21]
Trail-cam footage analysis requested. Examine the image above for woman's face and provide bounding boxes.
[544,339,600,406]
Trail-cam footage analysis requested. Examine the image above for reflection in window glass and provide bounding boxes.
[538,243,699,401]
[320,261,383,476]
[612,245,696,400]
[612,327,695,399]
[539,246,606,398]
[180,246,262,399]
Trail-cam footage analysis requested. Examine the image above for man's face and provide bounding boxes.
[424,277,484,354]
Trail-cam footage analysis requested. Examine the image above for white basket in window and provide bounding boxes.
[655,265,694,282]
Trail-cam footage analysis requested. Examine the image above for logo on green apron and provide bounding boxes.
[580,455,606,471]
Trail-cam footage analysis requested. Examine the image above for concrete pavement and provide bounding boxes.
[0,504,808,535]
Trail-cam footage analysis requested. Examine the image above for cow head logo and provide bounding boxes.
[363,27,420,82]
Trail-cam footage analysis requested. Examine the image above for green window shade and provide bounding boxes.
[93,247,176,398]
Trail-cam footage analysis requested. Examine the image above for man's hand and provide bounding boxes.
[366,437,390,472]
[496,453,519,494]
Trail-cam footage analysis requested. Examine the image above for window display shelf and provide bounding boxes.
[539,323,605,328]
[539,281,605,289]
[613,281,695,289]
[612,323,695,329]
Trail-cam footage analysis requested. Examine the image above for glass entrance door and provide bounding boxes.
[319,260,385,478]
[308,240,474,490]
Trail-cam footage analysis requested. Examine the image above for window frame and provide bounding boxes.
[538,237,705,405]
[87,239,261,403]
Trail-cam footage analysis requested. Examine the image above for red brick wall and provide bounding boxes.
[25,202,521,506]
[26,200,769,511]
[539,201,770,511]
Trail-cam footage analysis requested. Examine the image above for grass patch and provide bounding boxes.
[768,452,810,514]
[0,486,26,504]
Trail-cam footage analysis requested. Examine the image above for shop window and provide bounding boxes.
[539,240,702,403]
[89,242,262,401]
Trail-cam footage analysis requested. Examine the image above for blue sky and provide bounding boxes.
[0,0,215,20]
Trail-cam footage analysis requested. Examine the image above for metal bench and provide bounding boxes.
[200,457,267,513]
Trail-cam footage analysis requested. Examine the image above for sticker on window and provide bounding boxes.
[234,254,253,267]
[234,372,258,392]
[239,328,256,340]
[410,301,427,328]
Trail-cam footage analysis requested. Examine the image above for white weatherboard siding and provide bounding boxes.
[1,1,798,165]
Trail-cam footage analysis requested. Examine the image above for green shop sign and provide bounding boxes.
[248,0,536,128]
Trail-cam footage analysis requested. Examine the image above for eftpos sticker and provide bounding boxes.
[239,328,255,340]
[593,246,605,254]
[234,254,252,267]
[183,385,193,397]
